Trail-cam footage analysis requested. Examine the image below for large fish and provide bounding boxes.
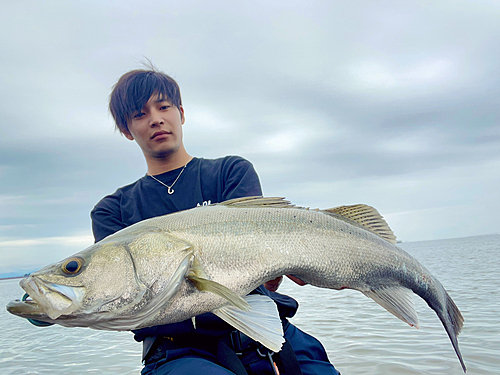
[6,197,466,372]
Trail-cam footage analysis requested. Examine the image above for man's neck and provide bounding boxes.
[146,150,193,176]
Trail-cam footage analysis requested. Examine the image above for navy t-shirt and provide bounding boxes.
[92,156,262,242]
[90,155,298,342]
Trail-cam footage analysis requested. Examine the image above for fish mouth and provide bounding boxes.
[6,297,48,320]
[7,276,85,321]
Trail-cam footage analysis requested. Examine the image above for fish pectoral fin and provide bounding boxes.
[213,294,285,353]
[363,286,419,329]
[187,273,249,311]
[187,257,249,311]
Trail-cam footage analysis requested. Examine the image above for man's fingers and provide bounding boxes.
[264,276,283,292]
[286,275,307,286]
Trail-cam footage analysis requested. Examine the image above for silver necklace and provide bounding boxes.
[147,162,189,195]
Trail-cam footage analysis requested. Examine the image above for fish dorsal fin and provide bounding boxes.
[220,196,295,208]
[325,204,397,244]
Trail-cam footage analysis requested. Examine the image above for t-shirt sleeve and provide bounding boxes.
[90,193,126,243]
[221,157,263,201]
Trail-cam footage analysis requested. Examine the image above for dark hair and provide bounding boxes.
[109,68,182,134]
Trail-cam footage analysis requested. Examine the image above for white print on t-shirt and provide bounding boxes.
[197,200,212,207]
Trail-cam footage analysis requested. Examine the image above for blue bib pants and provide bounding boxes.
[141,321,340,375]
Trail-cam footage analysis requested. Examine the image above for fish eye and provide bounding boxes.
[62,257,84,275]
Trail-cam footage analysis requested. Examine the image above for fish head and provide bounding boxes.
[7,225,194,328]
[7,239,146,323]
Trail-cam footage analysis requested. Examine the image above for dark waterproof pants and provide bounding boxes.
[141,323,340,375]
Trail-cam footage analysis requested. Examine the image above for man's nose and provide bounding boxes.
[149,110,164,126]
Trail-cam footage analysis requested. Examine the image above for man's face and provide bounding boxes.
[124,94,185,160]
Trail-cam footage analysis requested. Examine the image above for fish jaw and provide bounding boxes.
[19,276,85,320]
[6,297,47,320]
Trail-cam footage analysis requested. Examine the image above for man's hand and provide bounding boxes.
[264,275,307,292]
[286,274,307,286]
[264,276,283,292]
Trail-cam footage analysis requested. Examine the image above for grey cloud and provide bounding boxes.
[1,1,500,275]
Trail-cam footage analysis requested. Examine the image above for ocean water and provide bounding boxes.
[1,234,499,374]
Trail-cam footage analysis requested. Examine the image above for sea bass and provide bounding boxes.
[6,197,466,371]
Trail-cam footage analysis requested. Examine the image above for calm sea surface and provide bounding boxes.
[1,234,499,374]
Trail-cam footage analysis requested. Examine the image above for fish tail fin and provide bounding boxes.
[445,290,464,336]
[438,291,466,372]
[365,285,466,372]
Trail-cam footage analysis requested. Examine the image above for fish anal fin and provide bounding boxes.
[325,204,397,244]
[213,294,285,353]
[363,286,419,329]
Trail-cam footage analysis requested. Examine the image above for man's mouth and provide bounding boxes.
[151,131,171,139]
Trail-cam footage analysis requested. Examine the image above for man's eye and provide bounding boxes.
[160,105,170,110]
[133,112,145,119]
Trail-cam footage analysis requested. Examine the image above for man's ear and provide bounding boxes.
[123,129,134,141]
[180,106,185,125]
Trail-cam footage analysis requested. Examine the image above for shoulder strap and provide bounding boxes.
[274,340,304,375]
[217,340,249,375]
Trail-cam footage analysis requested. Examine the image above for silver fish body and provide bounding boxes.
[6,197,466,371]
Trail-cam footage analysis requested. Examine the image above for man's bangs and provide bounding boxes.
[129,73,181,112]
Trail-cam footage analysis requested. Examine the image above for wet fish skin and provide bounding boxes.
[6,197,466,372]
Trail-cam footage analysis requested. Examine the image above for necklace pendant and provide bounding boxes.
[148,159,191,196]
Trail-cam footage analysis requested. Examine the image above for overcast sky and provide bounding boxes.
[1,0,499,277]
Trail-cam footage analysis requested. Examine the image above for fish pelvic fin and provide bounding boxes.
[213,294,285,353]
[325,204,397,244]
[187,258,249,311]
[363,286,419,328]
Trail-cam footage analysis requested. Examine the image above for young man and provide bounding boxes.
[91,68,340,375]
